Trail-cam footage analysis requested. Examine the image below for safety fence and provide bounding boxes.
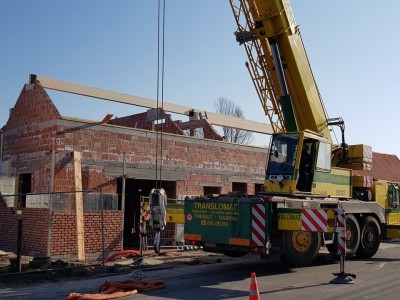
[139,196,185,251]
[0,191,122,272]
[0,191,118,211]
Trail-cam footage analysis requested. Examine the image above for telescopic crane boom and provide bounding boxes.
[230,0,332,143]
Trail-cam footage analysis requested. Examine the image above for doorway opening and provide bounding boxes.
[117,178,176,248]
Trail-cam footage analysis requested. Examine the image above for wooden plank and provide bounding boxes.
[100,114,113,124]
[73,151,85,261]
[35,75,273,134]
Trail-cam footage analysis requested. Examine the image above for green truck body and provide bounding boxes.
[184,197,271,255]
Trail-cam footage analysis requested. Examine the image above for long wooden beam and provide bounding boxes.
[73,151,85,262]
[30,74,273,135]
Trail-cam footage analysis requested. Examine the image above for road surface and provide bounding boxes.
[2,242,400,299]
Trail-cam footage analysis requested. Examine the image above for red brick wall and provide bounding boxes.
[50,211,123,258]
[202,122,223,140]
[82,165,117,193]
[111,110,185,136]
[50,212,77,257]
[3,82,267,196]
[2,81,60,192]
[0,207,48,255]
[110,112,153,131]
[4,82,61,131]
[154,118,184,135]
[54,128,265,172]
[84,211,123,254]
[0,207,18,250]
[23,208,49,254]
[0,206,122,260]
[50,126,266,196]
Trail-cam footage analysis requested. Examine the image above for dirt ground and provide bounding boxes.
[0,248,227,286]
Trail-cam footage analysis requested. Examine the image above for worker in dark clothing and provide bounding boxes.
[300,144,312,173]
[297,144,313,191]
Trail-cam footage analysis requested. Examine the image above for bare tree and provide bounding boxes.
[215,97,254,144]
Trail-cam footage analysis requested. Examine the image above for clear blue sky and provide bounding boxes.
[1,1,399,157]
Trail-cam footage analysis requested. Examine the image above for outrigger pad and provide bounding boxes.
[330,272,356,284]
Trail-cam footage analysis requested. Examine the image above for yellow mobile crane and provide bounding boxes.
[184,0,400,266]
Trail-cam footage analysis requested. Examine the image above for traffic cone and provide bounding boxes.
[249,272,260,300]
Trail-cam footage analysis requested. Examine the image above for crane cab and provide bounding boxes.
[265,130,352,198]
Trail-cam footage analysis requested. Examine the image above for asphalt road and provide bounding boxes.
[2,241,400,299]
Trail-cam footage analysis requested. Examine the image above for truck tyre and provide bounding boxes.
[345,214,360,257]
[356,216,381,258]
[282,230,320,267]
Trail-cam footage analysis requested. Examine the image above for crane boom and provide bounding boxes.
[230,0,332,143]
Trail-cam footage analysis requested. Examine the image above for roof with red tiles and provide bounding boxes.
[353,152,400,182]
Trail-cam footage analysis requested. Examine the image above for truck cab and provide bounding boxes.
[265,131,352,198]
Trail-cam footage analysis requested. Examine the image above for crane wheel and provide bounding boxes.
[356,216,381,258]
[281,230,320,267]
[345,214,360,257]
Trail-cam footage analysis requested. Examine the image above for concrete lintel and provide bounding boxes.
[198,182,224,187]
[178,119,209,130]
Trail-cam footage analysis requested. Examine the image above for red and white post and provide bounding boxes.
[331,206,356,283]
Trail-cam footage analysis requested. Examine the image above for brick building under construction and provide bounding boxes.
[1,76,400,261]
[0,76,269,260]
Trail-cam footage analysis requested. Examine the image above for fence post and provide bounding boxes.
[16,210,23,273]
[47,149,55,257]
[73,151,85,261]
[100,189,105,267]
[46,194,53,257]
[121,152,126,250]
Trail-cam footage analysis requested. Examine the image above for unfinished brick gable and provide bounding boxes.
[154,118,185,135]
[110,112,154,130]
[5,82,61,131]
[202,122,223,140]
[110,110,185,136]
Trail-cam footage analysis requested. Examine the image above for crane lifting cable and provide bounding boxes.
[154,0,166,190]
[149,0,167,255]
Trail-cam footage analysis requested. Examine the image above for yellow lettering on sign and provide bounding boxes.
[193,202,238,211]
[214,221,229,227]
[388,213,398,225]
[191,202,240,226]
[167,207,184,224]
[218,215,238,221]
